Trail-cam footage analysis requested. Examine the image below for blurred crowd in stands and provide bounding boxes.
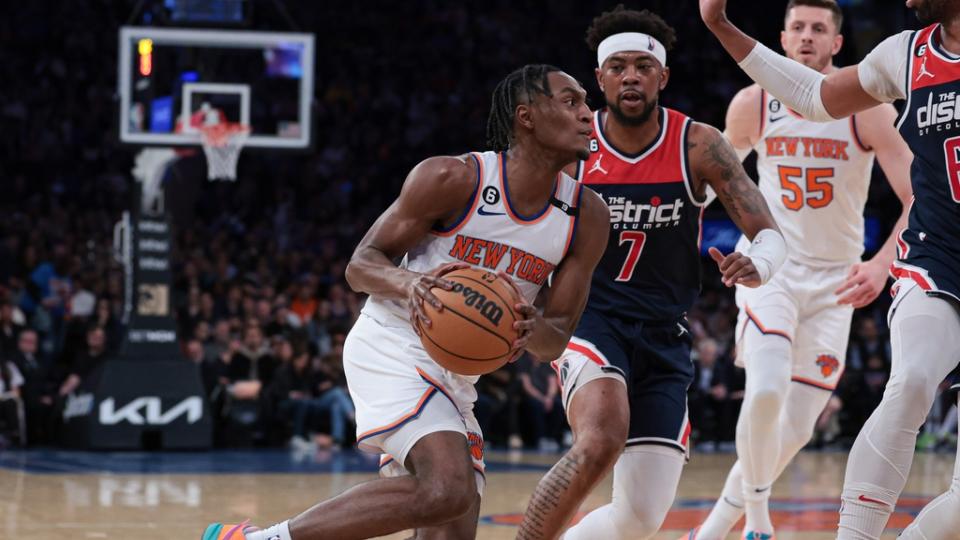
[0,0,955,453]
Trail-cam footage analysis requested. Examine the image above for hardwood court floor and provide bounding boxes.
[0,448,954,539]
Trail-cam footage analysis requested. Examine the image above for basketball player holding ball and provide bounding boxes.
[518,7,785,539]
[204,64,610,540]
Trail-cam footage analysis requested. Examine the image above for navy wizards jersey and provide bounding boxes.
[575,107,706,321]
[893,24,960,302]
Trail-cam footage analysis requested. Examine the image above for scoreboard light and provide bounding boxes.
[138,38,153,76]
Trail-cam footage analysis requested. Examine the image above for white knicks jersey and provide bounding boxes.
[743,89,876,264]
[364,150,583,324]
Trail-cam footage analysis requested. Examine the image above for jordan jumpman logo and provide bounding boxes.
[917,56,935,81]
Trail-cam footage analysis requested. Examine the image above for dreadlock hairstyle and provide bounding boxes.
[486,64,562,152]
[585,4,677,54]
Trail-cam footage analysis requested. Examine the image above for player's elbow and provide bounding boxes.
[531,336,570,363]
[344,256,364,293]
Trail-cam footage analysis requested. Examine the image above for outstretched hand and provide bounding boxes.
[709,246,761,288]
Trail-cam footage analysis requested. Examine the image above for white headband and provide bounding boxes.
[597,32,667,68]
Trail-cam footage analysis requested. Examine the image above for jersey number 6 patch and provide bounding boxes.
[943,136,960,203]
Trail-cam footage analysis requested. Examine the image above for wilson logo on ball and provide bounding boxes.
[451,282,504,326]
[418,267,522,376]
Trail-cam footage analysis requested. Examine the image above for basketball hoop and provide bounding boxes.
[199,122,250,181]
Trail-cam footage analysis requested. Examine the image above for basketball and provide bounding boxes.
[418,267,523,376]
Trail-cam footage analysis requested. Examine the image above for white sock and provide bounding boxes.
[698,384,832,539]
[563,445,685,540]
[736,325,791,534]
[741,481,773,535]
[697,462,744,539]
[246,521,292,540]
[837,492,893,540]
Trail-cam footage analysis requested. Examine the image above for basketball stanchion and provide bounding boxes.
[62,148,213,450]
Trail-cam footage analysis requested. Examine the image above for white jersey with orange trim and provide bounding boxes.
[742,89,877,265]
[348,150,582,471]
[363,150,582,327]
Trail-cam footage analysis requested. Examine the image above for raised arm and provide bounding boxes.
[344,155,477,330]
[724,84,763,157]
[835,105,915,307]
[688,122,785,288]
[512,188,609,362]
[700,0,907,120]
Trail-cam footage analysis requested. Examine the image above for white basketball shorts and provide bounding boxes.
[735,258,855,391]
[343,309,485,493]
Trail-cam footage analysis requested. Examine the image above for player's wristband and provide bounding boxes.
[745,228,787,285]
[738,42,835,122]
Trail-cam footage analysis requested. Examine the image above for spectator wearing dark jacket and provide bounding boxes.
[690,338,743,447]
[268,349,318,448]
[58,326,108,397]
[517,353,563,451]
[10,329,55,444]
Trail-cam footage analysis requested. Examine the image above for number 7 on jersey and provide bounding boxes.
[615,231,647,282]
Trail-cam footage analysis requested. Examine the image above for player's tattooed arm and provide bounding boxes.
[687,122,779,239]
[689,123,782,288]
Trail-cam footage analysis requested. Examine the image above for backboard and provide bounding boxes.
[118,26,314,149]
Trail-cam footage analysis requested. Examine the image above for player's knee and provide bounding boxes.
[413,481,475,523]
[886,371,938,425]
[892,370,937,403]
[609,499,667,540]
[747,384,786,415]
[412,467,476,522]
[572,429,624,478]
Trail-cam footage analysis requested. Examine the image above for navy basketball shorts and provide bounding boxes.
[552,310,694,456]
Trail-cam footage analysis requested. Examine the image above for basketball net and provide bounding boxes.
[200,122,250,181]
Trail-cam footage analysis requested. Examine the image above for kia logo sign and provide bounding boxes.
[99,396,203,425]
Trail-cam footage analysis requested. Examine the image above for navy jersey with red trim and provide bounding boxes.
[576,107,705,321]
[894,24,960,302]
